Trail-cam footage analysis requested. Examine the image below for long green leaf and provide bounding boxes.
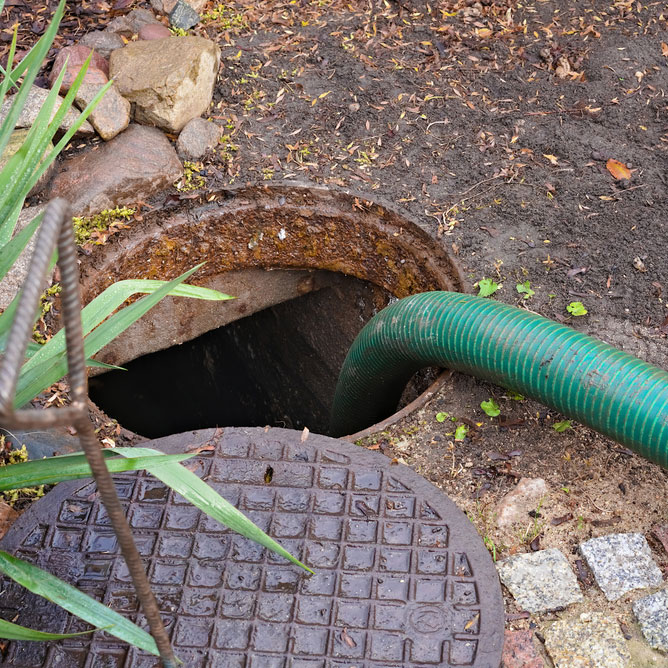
[0,25,18,109]
[0,617,96,641]
[120,447,313,573]
[21,271,232,374]
[0,551,159,656]
[0,451,194,490]
[0,0,67,166]
[0,209,42,278]
[14,267,214,407]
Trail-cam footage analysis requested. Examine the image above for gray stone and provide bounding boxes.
[169,0,200,29]
[0,85,94,137]
[579,533,663,601]
[46,124,182,216]
[176,117,221,158]
[78,30,125,59]
[106,8,162,36]
[109,36,220,133]
[151,0,206,13]
[74,83,130,141]
[0,204,48,310]
[495,477,548,529]
[543,612,631,668]
[632,589,668,651]
[496,548,583,613]
[0,130,55,196]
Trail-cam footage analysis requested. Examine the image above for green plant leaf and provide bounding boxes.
[454,424,468,440]
[0,210,42,278]
[0,551,160,656]
[476,278,500,298]
[16,266,229,407]
[118,447,313,573]
[22,273,232,375]
[0,617,96,641]
[553,419,572,433]
[566,301,588,316]
[435,411,448,423]
[516,281,535,299]
[0,451,194,491]
[480,398,500,417]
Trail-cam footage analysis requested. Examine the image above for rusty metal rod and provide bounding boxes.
[0,199,177,667]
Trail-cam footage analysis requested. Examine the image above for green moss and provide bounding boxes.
[175,161,206,192]
[200,4,249,32]
[169,26,189,36]
[0,441,46,508]
[72,207,135,247]
[32,283,62,345]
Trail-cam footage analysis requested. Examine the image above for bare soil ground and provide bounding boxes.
[3,0,668,664]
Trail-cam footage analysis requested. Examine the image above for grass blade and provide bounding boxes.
[0,618,96,641]
[21,267,231,374]
[0,451,194,490]
[120,447,313,573]
[0,210,42,277]
[14,267,212,407]
[0,551,160,655]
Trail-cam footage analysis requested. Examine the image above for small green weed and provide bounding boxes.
[175,161,205,192]
[480,398,500,417]
[553,419,572,433]
[567,301,588,316]
[476,278,500,297]
[72,207,135,247]
[516,280,535,299]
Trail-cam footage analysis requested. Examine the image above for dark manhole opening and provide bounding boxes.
[89,271,438,439]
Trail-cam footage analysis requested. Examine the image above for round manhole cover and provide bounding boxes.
[0,428,504,667]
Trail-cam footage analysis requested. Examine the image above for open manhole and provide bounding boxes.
[0,427,504,667]
[79,184,465,438]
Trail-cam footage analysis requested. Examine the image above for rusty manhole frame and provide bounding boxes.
[78,183,465,438]
[0,427,505,667]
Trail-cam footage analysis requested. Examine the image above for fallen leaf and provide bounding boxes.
[662,42,668,57]
[0,502,18,541]
[606,158,631,180]
[543,153,559,165]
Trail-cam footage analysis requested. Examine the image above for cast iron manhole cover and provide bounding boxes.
[0,427,504,667]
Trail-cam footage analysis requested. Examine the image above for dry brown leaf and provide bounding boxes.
[662,42,668,57]
[543,154,559,165]
[0,501,18,540]
[606,158,631,180]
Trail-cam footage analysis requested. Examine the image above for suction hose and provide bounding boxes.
[330,292,668,468]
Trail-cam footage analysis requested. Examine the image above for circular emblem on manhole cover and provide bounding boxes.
[0,427,503,667]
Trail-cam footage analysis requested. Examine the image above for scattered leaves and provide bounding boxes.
[606,159,631,180]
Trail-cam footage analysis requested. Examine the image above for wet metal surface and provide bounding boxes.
[0,427,504,667]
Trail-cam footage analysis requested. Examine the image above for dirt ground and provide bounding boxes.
[3,0,668,664]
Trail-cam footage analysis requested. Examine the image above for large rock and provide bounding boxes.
[79,30,125,59]
[74,83,130,141]
[176,116,221,159]
[169,0,200,30]
[49,45,109,93]
[0,85,94,137]
[0,130,55,196]
[109,36,220,133]
[46,124,183,216]
[138,23,172,41]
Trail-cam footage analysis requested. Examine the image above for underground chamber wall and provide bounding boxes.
[89,271,438,438]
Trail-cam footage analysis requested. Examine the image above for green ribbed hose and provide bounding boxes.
[330,292,668,468]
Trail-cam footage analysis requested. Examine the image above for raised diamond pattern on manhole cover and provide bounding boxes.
[0,428,504,667]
